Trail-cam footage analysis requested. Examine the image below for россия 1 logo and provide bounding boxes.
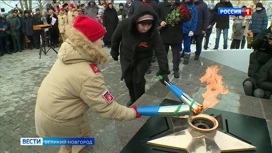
[218,7,252,16]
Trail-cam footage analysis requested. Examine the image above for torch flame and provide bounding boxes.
[200,65,228,111]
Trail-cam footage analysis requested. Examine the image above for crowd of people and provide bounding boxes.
[0,1,270,93]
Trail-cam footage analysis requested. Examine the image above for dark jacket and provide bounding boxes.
[103,7,119,42]
[32,13,43,25]
[248,28,272,79]
[128,0,158,17]
[0,16,8,37]
[7,15,21,36]
[111,5,170,78]
[249,8,268,34]
[194,0,208,35]
[256,58,272,92]
[157,1,183,43]
[23,16,34,36]
[206,8,216,34]
[251,27,272,51]
[213,0,233,29]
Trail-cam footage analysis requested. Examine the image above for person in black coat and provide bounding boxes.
[157,0,186,78]
[203,3,216,50]
[213,0,233,49]
[255,57,272,99]
[46,8,59,47]
[193,0,208,60]
[0,15,10,55]
[111,4,170,106]
[243,31,272,99]
[23,10,34,49]
[103,3,119,48]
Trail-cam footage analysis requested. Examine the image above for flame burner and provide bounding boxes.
[147,113,256,153]
[187,114,220,153]
[189,114,218,132]
[191,118,214,129]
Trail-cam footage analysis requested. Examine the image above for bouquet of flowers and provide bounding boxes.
[158,4,190,30]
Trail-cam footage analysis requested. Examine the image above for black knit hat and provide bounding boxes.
[256,2,263,8]
[62,3,68,8]
[24,10,29,14]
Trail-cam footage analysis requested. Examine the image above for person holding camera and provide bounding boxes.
[243,27,272,99]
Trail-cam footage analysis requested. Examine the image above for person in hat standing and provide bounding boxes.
[22,10,34,50]
[47,7,59,47]
[85,1,99,19]
[103,3,118,48]
[32,8,44,49]
[249,2,268,40]
[111,5,170,106]
[203,3,216,50]
[58,8,68,43]
[6,9,21,52]
[35,16,141,153]
[67,3,77,26]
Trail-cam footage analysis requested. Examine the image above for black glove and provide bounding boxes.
[112,56,118,61]
[159,74,169,86]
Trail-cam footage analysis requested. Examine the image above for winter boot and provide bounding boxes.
[183,54,190,65]
[174,71,180,78]
[180,51,184,58]
[194,55,199,60]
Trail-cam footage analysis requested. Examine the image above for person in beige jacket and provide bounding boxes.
[35,15,140,153]
[67,3,77,26]
[58,8,68,43]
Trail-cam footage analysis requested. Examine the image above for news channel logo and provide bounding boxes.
[218,7,252,16]
[20,137,95,146]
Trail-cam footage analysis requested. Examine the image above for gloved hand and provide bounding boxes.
[159,74,169,86]
[132,105,141,118]
[112,56,118,61]
[188,31,194,37]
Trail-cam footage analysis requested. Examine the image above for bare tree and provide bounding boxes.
[24,0,29,10]
[1,0,14,9]
[19,0,24,11]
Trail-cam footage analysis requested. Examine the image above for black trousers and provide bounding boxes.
[230,39,241,49]
[204,33,211,49]
[194,34,204,56]
[123,59,151,103]
[164,43,180,71]
[34,30,44,48]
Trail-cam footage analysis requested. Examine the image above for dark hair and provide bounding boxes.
[62,3,68,8]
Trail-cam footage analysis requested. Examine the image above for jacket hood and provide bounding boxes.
[58,26,108,65]
[128,4,158,36]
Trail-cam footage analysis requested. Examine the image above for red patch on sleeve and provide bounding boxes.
[102,91,114,104]
[89,64,100,73]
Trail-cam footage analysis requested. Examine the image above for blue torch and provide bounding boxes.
[136,104,190,117]
[159,76,204,115]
